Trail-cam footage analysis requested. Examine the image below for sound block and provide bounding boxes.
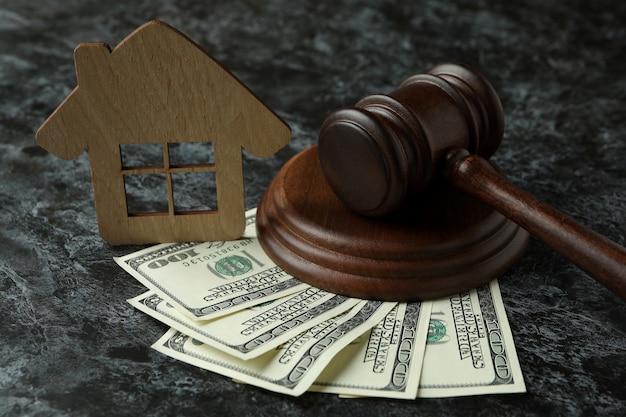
[256,146,529,300]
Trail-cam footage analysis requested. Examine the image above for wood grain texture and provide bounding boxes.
[36,20,290,244]
[318,62,503,217]
[256,146,529,301]
[447,148,626,300]
[263,62,625,301]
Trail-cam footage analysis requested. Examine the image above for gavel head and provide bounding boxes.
[318,62,505,217]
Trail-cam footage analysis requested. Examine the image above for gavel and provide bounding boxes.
[317,63,626,301]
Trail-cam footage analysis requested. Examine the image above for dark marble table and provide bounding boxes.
[1,1,625,416]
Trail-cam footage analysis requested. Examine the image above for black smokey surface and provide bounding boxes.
[1,1,625,416]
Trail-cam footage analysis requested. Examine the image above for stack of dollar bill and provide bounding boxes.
[115,210,525,399]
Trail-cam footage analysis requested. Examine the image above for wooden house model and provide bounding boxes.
[36,20,290,245]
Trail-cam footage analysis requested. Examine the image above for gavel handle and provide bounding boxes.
[446,149,626,301]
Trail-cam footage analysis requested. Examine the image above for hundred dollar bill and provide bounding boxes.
[115,210,308,321]
[310,300,432,399]
[152,300,397,396]
[417,280,525,397]
[129,287,361,359]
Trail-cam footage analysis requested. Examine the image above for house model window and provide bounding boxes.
[36,20,290,245]
[120,142,217,215]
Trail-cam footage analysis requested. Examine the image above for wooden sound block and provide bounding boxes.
[256,146,530,301]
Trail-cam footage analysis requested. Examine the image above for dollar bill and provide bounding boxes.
[115,211,308,321]
[152,300,397,396]
[417,280,526,397]
[309,300,432,399]
[129,287,361,359]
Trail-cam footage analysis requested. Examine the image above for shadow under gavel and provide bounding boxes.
[317,62,626,301]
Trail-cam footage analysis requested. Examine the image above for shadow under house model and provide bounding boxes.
[37,20,291,245]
